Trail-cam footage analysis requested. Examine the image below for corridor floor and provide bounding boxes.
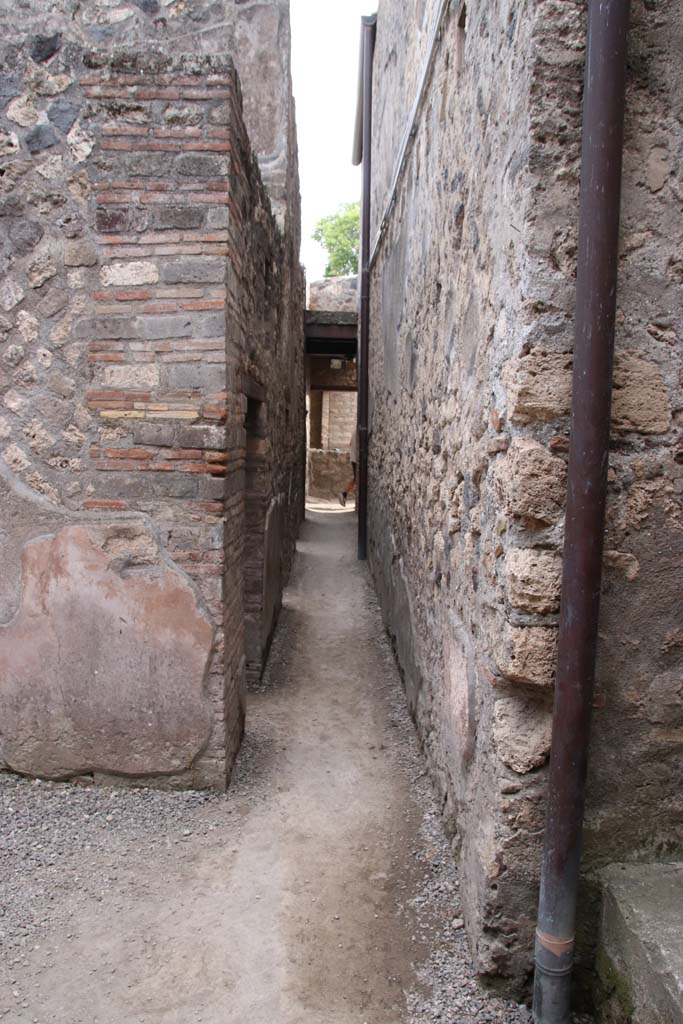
[0,507,532,1024]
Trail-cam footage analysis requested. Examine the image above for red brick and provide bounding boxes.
[134,88,182,100]
[101,448,150,460]
[180,300,225,311]
[82,499,130,510]
[182,142,231,153]
[92,290,153,302]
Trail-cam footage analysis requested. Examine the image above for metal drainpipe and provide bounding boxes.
[532,3,631,1022]
[357,14,376,562]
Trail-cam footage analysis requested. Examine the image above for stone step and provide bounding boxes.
[596,863,683,1023]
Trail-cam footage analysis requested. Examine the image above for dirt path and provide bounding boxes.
[0,506,532,1024]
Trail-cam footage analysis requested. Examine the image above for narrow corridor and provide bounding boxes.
[0,507,531,1024]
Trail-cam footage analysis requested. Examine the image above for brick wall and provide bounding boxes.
[0,45,303,788]
[367,0,683,992]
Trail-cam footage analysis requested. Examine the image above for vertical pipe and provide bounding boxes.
[357,14,376,561]
[533,3,631,1022]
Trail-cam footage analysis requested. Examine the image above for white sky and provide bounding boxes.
[290,0,376,282]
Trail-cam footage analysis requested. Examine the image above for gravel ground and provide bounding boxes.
[0,509,594,1023]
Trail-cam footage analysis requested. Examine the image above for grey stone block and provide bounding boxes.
[596,864,683,1023]
[131,422,176,447]
[198,475,226,500]
[176,424,227,450]
[175,153,225,178]
[137,314,194,340]
[150,206,206,231]
[160,258,226,285]
[162,362,224,392]
[75,317,137,340]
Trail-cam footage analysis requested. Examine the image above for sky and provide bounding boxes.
[290,0,376,282]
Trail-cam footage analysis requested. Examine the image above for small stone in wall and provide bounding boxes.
[612,352,671,435]
[2,443,31,473]
[67,124,95,163]
[132,0,161,13]
[17,311,39,344]
[47,99,80,135]
[504,349,573,425]
[64,239,99,268]
[495,625,558,688]
[24,420,55,454]
[0,276,24,312]
[494,696,552,774]
[36,155,64,180]
[502,438,566,527]
[37,287,68,318]
[9,220,44,256]
[32,70,73,97]
[0,130,19,157]
[25,124,59,155]
[505,548,562,615]
[30,33,62,64]
[28,254,58,289]
[3,389,26,413]
[6,95,39,128]
[3,344,25,368]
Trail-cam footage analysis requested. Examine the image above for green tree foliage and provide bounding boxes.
[312,201,360,277]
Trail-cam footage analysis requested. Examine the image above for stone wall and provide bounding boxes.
[367,0,683,993]
[308,275,358,313]
[0,33,303,786]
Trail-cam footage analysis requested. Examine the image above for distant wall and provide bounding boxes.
[307,449,353,501]
[321,391,357,451]
[368,0,683,992]
[308,275,358,313]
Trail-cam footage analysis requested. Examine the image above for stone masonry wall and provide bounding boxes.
[0,38,303,788]
[0,0,299,236]
[367,0,683,994]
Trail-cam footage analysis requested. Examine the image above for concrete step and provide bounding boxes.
[596,863,683,1023]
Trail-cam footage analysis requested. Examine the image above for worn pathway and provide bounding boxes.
[0,506,532,1023]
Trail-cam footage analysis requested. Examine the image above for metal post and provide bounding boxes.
[357,14,376,561]
[533,3,631,1021]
